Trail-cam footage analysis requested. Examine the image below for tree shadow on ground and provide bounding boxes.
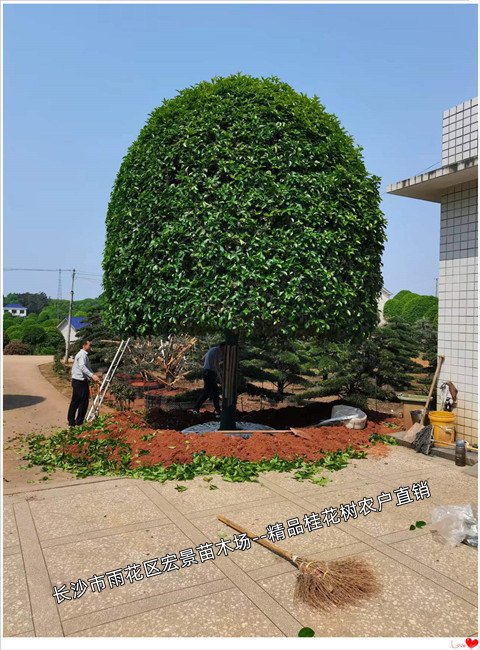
[3,394,46,410]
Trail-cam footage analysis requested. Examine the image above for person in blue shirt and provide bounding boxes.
[67,339,101,426]
[191,342,225,417]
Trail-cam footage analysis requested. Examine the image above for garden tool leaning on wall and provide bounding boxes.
[403,355,444,444]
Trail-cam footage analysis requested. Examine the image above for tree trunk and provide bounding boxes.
[219,330,239,430]
[276,381,285,402]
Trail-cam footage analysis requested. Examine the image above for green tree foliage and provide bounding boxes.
[384,290,438,325]
[412,318,438,394]
[3,292,49,314]
[3,295,103,356]
[22,325,47,345]
[3,313,15,328]
[239,338,318,401]
[44,330,66,353]
[37,302,68,322]
[70,301,119,369]
[103,74,386,428]
[295,318,423,404]
[3,332,10,348]
[35,297,102,323]
[103,74,386,340]
[5,325,24,340]
[41,319,61,330]
[37,308,51,323]
[24,313,38,325]
[414,318,438,369]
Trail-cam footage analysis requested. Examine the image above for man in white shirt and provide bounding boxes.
[191,342,225,417]
[67,339,101,426]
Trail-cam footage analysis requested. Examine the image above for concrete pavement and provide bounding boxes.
[3,447,478,637]
[3,355,77,488]
[2,356,478,637]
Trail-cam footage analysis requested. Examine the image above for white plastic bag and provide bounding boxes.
[431,504,478,547]
[317,405,367,430]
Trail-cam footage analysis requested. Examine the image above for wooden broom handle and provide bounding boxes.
[217,515,294,563]
[424,355,445,414]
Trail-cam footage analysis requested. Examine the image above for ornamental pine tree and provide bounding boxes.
[240,339,316,402]
[296,317,422,405]
[103,74,386,429]
[72,300,120,368]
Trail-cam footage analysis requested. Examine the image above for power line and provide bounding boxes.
[76,276,103,285]
[4,267,74,272]
[76,272,103,278]
[4,268,102,277]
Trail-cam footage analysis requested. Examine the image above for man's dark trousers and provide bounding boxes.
[194,369,221,412]
[68,379,90,426]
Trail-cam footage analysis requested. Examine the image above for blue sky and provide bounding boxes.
[3,3,477,300]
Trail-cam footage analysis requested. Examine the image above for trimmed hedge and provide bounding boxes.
[104,73,386,341]
[384,291,438,325]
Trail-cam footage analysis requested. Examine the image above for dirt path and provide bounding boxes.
[3,355,77,488]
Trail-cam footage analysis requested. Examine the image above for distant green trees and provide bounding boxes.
[69,299,120,369]
[22,326,47,345]
[3,292,49,314]
[3,293,102,354]
[384,290,438,325]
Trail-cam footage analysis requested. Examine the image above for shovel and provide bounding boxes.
[403,355,445,444]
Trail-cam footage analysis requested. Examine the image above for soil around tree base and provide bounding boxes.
[145,400,394,431]
[68,410,400,469]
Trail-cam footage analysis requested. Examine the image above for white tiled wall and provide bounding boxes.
[438,180,478,444]
[442,98,478,166]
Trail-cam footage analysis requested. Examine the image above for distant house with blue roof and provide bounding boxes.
[57,316,89,345]
[3,303,27,317]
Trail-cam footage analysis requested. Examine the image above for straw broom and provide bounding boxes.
[218,515,379,610]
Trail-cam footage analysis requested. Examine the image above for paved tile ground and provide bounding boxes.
[3,446,478,638]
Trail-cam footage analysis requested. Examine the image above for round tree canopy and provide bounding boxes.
[103,74,386,340]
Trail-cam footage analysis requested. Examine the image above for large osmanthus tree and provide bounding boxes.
[103,74,386,430]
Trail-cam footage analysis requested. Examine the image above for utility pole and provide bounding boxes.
[56,269,62,322]
[64,269,76,363]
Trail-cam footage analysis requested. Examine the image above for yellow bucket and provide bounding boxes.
[429,411,455,445]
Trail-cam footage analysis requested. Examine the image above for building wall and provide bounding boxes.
[58,323,81,344]
[377,288,392,325]
[437,179,478,444]
[4,308,27,317]
[442,98,478,166]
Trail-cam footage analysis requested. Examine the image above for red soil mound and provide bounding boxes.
[69,410,397,469]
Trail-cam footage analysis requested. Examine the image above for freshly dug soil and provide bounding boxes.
[69,410,398,469]
[145,408,217,430]
[145,400,397,431]
[144,401,343,431]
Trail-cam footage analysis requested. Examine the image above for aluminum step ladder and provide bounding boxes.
[86,338,131,422]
